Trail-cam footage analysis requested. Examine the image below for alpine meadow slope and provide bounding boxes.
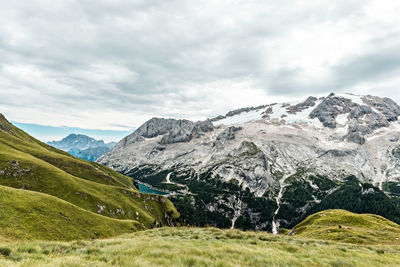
[0,113,179,241]
[1,210,400,266]
[292,209,400,245]
[99,93,400,232]
[0,185,142,241]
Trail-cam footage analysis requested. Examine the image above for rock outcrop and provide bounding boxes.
[0,113,11,134]
[115,118,214,149]
[309,93,357,128]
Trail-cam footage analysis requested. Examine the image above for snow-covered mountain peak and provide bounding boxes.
[210,93,400,145]
[213,93,365,127]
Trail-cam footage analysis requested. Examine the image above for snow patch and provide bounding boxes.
[284,100,323,125]
[214,109,265,126]
[214,97,325,127]
[336,114,349,125]
[269,99,324,127]
[269,104,288,121]
[338,93,364,105]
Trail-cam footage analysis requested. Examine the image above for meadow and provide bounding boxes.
[1,227,400,267]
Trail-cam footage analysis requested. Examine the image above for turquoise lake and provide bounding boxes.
[137,183,169,196]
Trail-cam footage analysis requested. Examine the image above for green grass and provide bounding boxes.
[0,114,179,240]
[293,209,400,245]
[1,227,400,266]
[0,185,143,241]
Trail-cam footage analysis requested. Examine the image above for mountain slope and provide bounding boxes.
[0,121,131,187]
[0,185,142,241]
[99,93,400,231]
[0,114,179,240]
[293,209,400,245]
[47,134,115,161]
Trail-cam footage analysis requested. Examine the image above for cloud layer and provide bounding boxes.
[1,0,400,130]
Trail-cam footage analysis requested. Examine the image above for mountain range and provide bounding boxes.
[99,93,400,232]
[47,134,116,161]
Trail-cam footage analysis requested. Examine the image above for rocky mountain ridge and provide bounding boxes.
[99,93,400,232]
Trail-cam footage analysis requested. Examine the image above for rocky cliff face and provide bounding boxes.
[0,113,11,134]
[99,93,400,231]
[115,118,214,149]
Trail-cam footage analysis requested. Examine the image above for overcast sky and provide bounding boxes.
[1,0,400,141]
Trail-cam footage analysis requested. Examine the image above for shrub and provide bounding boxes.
[17,246,37,254]
[0,247,11,257]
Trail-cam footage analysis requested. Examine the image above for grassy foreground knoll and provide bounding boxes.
[0,113,179,240]
[1,227,400,266]
[293,209,400,245]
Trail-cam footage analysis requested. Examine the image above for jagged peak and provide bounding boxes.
[113,117,214,149]
[65,133,93,138]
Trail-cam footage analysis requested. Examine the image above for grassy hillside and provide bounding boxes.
[0,114,179,240]
[293,209,400,245]
[1,227,400,266]
[0,185,142,241]
[0,115,132,188]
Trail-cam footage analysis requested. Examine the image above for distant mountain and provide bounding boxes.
[48,134,116,161]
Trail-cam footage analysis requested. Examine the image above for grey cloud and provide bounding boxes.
[332,47,400,87]
[0,0,400,129]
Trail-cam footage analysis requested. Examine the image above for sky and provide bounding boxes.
[1,0,400,142]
